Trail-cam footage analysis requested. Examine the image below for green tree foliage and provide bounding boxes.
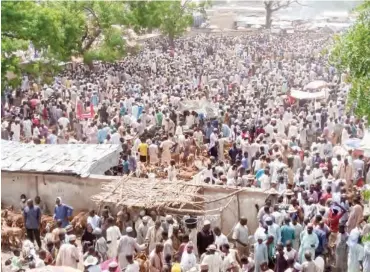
[1,1,127,90]
[330,1,370,121]
[127,0,211,47]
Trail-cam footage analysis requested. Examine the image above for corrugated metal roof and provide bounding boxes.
[1,140,122,177]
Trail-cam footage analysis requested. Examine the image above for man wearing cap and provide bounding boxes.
[200,244,222,272]
[93,227,108,261]
[137,216,149,245]
[265,216,281,247]
[298,224,319,262]
[117,227,146,270]
[254,234,268,272]
[107,261,119,272]
[197,220,215,256]
[56,234,80,268]
[162,214,175,238]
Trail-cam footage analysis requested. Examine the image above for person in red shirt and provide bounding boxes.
[320,186,332,203]
[327,203,347,261]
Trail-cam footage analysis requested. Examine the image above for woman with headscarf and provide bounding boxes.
[53,197,74,228]
[180,242,197,272]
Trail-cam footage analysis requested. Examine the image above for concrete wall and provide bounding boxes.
[203,186,268,236]
[1,172,115,214]
[2,171,268,236]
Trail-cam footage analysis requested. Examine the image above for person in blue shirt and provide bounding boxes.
[122,155,130,174]
[204,122,213,143]
[90,92,99,107]
[280,217,295,246]
[314,220,328,257]
[97,124,108,144]
[222,123,231,138]
[241,152,249,171]
[23,199,42,248]
[54,197,73,228]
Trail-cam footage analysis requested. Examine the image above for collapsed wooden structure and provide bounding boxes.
[91,176,207,215]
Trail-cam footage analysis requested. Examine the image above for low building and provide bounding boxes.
[1,140,122,211]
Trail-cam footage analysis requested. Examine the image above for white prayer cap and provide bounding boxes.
[84,255,98,266]
[142,216,149,223]
[126,227,133,233]
[69,234,77,241]
[165,215,173,220]
[109,261,118,268]
[139,210,146,216]
[204,220,211,226]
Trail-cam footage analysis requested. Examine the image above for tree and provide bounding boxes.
[330,1,370,121]
[264,0,298,29]
[1,1,129,90]
[127,0,211,47]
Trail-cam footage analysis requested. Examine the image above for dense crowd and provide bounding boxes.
[2,31,370,272]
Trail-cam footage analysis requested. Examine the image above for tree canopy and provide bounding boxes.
[127,0,210,46]
[1,0,210,91]
[1,1,127,90]
[330,1,370,121]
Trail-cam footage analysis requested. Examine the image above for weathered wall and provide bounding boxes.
[1,172,115,214]
[203,186,268,236]
[2,171,268,236]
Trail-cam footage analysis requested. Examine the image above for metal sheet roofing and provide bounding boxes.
[1,140,122,177]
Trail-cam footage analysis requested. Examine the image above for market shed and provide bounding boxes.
[91,176,271,235]
[1,140,122,177]
[91,176,206,214]
[1,140,122,211]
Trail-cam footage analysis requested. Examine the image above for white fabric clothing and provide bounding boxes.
[55,243,80,268]
[106,225,121,258]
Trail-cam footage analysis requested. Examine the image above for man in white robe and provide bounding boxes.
[298,224,319,262]
[160,138,174,165]
[201,245,223,272]
[23,118,32,141]
[148,142,159,165]
[254,235,268,272]
[136,216,149,245]
[56,235,80,268]
[181,242,197,271]
[11,118,21,141]
[106,217,121,259]
[117,227,146,270]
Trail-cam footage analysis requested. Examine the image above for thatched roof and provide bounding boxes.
[91,177,205,213]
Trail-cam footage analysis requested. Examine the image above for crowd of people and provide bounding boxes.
[1,29,370,272]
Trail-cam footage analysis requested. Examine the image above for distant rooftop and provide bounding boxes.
[1,140,122,177]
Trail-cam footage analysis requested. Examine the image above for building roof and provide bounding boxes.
[1,140,122,177]
[91,176,205,212]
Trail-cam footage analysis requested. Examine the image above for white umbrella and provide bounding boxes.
[304,80,328,90]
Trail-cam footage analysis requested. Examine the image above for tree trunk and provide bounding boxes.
[168,34,175,48]
[82,29,102,53]
[265,5,273,29]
